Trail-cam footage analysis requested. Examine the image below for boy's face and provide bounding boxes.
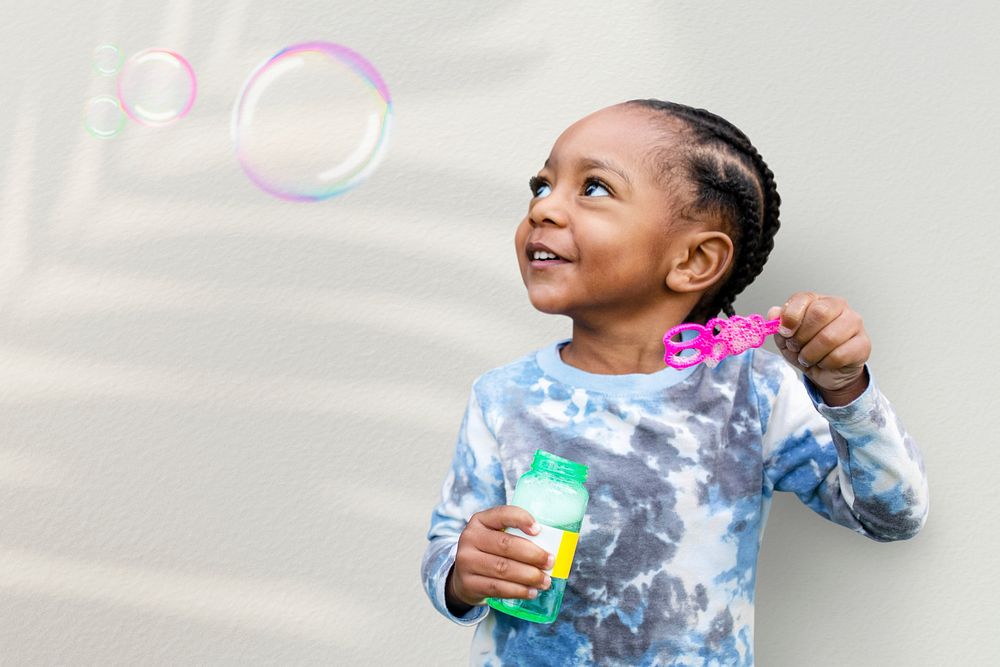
[515,105,685,320]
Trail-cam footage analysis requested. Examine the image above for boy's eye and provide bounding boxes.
[583,178,610,197]
[529,176,551,198]
[529,176,611,199]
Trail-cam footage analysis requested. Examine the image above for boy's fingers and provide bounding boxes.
[454,542,551,590]
[473,551,551,589]
[461,574,541,602]
[781,295,845,354]
[777,291,818,337]
[813,334,871,374]
[474,505,539,535]
[795,312,861,368]
[774,339,798,368]
[773,327,789,351]
[486,530,554,571]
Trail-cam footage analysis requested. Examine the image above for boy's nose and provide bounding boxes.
[529,195,569,228]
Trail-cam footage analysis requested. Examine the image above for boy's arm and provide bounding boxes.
[421,384,506,625]
[755,351,929,541]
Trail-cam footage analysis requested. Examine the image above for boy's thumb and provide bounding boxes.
[480,505,539,535]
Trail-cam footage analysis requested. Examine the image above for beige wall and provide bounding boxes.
[1,1,995,664]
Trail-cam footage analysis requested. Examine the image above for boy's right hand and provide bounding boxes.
[446,505,555,611]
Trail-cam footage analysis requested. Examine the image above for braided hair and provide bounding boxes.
[626,99,781,323]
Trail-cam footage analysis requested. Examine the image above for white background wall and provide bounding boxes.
[1,1,996,664]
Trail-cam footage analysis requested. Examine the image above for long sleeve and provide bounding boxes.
[756,352,929,542]
[420,383,507,625]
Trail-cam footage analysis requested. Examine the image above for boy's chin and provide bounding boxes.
[526,292,570,315]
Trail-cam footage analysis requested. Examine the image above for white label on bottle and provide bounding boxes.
[506,525,580,579]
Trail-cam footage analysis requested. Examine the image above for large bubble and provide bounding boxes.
[116,48,197,126]
[83,95,126,139]
[231,41,392,202]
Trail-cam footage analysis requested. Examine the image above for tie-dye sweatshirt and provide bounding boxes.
[421,339,928,666]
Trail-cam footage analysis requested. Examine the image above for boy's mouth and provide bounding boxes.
[526,242,570,268]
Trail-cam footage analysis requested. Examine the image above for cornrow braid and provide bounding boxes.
[626,99,782,323]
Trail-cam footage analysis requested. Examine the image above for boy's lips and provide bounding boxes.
[529,258,570,269]
[525,241,571,268]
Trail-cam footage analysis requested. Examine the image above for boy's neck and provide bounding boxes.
[560,305,693,376]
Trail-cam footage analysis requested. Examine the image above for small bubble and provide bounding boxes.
[92,43,124,76]
[117,48,197,126]
[83,95,126,139]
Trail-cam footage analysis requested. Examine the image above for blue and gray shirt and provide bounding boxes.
[422,340,928,666]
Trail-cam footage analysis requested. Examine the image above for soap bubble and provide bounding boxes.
[117,48,197,126]
[83,95,126,139]
[231,41,392,201]
[92,44,123,76]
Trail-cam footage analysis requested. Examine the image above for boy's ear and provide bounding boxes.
[665,232,735,294]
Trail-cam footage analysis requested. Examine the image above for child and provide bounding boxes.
[420,99,928,666]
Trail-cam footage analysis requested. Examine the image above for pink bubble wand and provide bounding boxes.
[663,314,781,369]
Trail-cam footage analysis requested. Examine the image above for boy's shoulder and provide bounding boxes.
[472,344,549,391]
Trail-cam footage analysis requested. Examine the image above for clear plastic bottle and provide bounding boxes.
[487,449,589,624]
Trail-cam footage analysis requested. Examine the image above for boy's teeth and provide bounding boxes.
[533,250,559,260]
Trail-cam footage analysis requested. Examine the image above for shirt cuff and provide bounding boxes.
[802,364,881,426]
[435,543,490,626]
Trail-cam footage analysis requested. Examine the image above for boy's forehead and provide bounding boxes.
[545,106,677,174]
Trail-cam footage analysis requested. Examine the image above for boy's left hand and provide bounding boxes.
[767,292,871,407]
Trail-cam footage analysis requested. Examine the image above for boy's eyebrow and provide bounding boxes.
[543,157,633,187]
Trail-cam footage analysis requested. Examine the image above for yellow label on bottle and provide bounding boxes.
[507,525,580,580]
[551,530,579,579]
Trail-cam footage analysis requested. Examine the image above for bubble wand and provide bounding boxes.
[663,314,781,369]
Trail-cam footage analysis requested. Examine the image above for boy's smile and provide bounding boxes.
[514,105,683,323]
[525,240,570,268]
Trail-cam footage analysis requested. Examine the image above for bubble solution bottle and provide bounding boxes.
[487,449,589,624]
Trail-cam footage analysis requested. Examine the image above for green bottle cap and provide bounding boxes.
[531,449,588,483]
